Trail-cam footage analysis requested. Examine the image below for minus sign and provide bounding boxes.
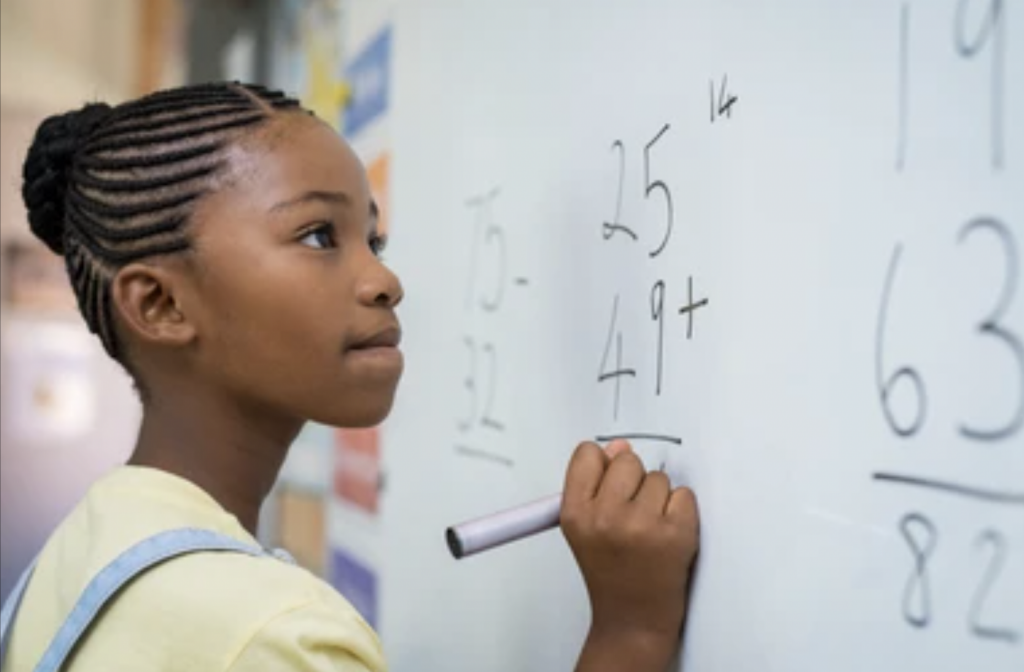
[455,445,516,468]
[514,278,529,286]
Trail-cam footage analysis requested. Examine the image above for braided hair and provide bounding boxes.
[21,82,307,363]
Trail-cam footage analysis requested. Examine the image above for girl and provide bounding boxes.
[0,82,699,672]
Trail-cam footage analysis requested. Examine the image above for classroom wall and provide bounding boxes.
[0,0,139,111]
[0,0,310,601]
[0,0,157,602]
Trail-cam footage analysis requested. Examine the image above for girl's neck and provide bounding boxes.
[128,389,302,536]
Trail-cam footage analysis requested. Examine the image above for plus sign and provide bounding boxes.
[678,276,709,339]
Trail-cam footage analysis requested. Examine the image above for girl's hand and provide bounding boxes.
[562,440,700,672]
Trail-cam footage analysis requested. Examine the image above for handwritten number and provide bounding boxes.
[958,218,1023,441]
[969,530,1020,643]
[876,245,928,437]
[898,520,1021,642]
[651,280,667,395]
[603,141,637,241]
[875,222,1020,440]
[709,79,715,124]
[897,3,910,170]
[599,295,636,420]
[953,0,1005,169]
[459,338,504,433]
[468,190,506,312]
[459,187,508,456]
[480,342,505,431]
[883,2,1017,649]
[718,76,738,118]
[900,513,938,628]
[644,124,674,258]
[480,223,506,312]
[953,0,1002,59]
[603,127,676,255]
[458,337,478,432]
[465,188,505,311]
[710,74,738,123]
[465,210,482,310]
[899,2,1007,169]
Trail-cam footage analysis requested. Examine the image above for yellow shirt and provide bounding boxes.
[3,467,386,672]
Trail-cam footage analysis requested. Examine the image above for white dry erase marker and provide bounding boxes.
[445,459,674,559]
[446,493,563,559]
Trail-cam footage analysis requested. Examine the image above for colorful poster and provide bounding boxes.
[344,25,391,138]
[272,0,348,130]
[1,320,97,445]
[333,427,381,515]
[275,488,327,576]
[330,546,379,628]
[324,16,394,638]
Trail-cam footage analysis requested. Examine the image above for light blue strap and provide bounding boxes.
[23,527,287,672]
[1,555,41,665]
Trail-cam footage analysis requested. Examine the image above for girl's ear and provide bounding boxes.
[110,263,197,348]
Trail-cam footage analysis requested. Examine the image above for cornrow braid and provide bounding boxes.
[21,81,309,362]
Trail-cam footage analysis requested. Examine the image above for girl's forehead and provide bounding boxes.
[226,116,367,191]
[201,117,370,216]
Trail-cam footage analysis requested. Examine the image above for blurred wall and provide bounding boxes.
[0,0,307,600]
[0,0,170,602]
[184,0,273,85]
[0,0,140,110]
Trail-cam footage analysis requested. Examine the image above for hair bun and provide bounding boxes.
[21,102,113,255]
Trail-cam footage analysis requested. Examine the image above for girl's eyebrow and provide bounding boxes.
[269,190,351,214]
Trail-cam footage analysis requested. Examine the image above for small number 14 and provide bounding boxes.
[710,74,738,123]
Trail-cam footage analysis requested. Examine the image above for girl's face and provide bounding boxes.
[170,114,404,427]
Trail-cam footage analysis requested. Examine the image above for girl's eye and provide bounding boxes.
[299,223,337,250]
[369,233,388,259]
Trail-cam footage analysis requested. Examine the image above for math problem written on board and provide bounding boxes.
[876,0,1021,648]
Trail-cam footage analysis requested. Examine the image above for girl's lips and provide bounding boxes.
[347,324,402,351]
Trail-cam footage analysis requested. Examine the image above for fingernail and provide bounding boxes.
[605,439,631,458]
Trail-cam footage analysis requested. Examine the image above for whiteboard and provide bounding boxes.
[339,2,1024,671]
